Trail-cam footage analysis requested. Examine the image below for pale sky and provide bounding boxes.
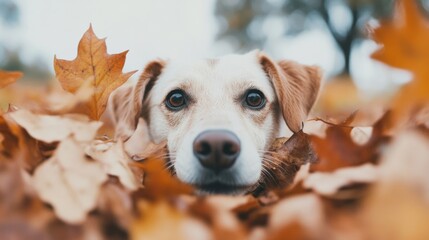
[1,0,409,95]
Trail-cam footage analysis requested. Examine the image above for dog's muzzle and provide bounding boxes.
[193,130,240,172]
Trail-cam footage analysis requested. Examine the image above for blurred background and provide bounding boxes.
[1,0,429,103]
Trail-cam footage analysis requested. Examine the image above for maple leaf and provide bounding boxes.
[371,0,429,126]
[54,25,137,120]
[0,70,23,89]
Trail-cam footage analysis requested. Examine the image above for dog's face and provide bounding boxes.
[110,51,321,194]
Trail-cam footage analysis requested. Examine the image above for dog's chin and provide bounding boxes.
[195,182,251,195]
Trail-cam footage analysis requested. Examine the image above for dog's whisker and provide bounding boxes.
[262,158,289,173]
[261,157,284,167]
[260,165,277,185]
[257,149,279,155]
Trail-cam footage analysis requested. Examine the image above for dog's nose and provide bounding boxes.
[193,130,240,172]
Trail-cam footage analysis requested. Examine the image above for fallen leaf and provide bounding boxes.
[47,79,94,114]
[9,109,102,143]
[371,0,429,127]
[267,193,326,239]
[188,197,248,240]
[54,25,137,120]
[377,128,429,200]
[303,163,378,196]
[97,179,133,228]
[33,137,108,223]
[363,184,429,240]
[309,113,389,172]
[360,128,429,239]
[132,201,212,240]
[131,157,193,200]
[0,70,23,89]
[1,113,45,172]
[258,130,316,191]
[86,140,140,191]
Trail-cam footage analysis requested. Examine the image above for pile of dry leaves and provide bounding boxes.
[1,0,429,239]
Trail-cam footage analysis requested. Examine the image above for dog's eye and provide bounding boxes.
[244,90,266,110]
[165,90,187,111]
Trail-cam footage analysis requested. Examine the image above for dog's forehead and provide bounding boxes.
[153,53,274,99]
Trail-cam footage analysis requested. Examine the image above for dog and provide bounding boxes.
[109,50,321,194]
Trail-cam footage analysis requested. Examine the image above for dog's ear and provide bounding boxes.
[258,53,322,133]
[109,60,165,141]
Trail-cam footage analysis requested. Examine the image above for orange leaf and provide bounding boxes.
[0,70,23,88]
[309,112,390,172]
[371,0,429,126]
[54,25,137,120]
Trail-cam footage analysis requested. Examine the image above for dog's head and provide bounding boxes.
[110,51,321,194]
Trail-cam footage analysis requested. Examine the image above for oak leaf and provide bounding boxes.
[0,70,22,89]
[54,26,137,120]
[371,0,429,126]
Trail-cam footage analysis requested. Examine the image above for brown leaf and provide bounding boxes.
[54,25,137,120]
[267,193,326,239]
[360,128,429,239]
[1,113,45,172]
[86,140,140,191]
[308,113,389,172]
[303,163,377,196]
[9,109,102,143]
[363,185,429,240]
[46,79,94,114]
[258,130,316,191]
[132,201,212,240]
[131,157,193,200]
[0,70,23,89]
[97,180,133,229]
[33,137,108,223]
[188,197,249,240]
[371,0,429,127]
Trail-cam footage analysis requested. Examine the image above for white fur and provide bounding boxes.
[143,51,291,193]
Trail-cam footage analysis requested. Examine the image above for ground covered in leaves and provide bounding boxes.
[1,1,429,239]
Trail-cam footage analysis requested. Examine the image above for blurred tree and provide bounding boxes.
[0,0,19,25]
[0,1,50,80]
[0,49,51,79]
[215,0,429,76]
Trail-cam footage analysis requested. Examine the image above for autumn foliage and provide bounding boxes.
[1,0,429,239]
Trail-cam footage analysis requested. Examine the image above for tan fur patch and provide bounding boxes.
[250,103,272,126]
[259,53,321,133]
